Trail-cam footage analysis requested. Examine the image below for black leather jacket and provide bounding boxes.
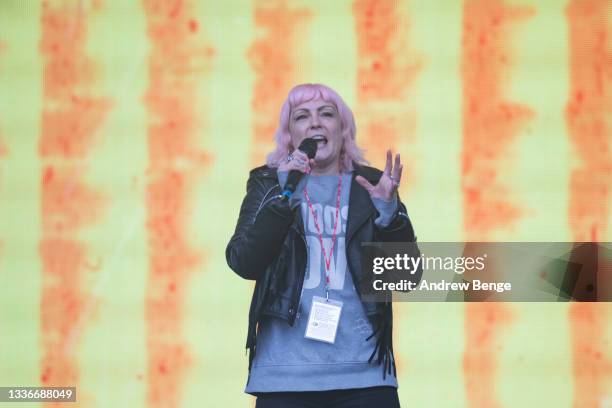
[226,163,419,379]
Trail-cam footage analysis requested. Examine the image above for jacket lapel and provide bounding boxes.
[346,169,375,243]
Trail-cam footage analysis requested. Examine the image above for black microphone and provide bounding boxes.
[281,138,317,200]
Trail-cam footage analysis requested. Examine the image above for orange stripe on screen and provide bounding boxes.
[142,1,212,406]
[39,4,111,407]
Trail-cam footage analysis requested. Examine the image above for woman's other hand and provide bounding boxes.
[356,150,403,202]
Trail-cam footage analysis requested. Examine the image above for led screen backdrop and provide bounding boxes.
[0,0,611,407]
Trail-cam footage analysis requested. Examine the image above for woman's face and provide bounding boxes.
[289,98,343,169]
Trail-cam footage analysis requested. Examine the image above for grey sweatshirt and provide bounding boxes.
[245,171,399,394]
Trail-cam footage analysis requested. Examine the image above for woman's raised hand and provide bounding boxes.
[356,150,403,202]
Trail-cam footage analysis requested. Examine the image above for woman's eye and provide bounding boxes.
[295,115,306,121]
[322,111,334,117]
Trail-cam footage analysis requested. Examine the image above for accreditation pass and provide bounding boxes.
[304,296,343,344]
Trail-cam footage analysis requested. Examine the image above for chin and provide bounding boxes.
[315,152,333,163]
[314,154,341,168]
[315,146,333,160]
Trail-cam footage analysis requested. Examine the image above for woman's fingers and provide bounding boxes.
[293,150,310,162]
[356,175,374,193]
[293,151,310,172]
[298,159,311,173]
[384,150,392,176]
[392,153,401,181]
[358,150,403,199]
[394,153,400,173]
[279,152,311,173]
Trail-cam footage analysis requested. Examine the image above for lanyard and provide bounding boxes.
[303,175,342,301]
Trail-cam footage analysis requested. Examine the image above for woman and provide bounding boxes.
[226,83,418,408]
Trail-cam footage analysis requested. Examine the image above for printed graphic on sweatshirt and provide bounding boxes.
[301,203,349,290]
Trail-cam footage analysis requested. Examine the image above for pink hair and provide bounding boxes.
[266,83,367,172]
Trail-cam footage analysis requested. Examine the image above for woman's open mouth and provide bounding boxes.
[311,135,328,146]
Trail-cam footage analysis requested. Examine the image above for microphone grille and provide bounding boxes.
[298,138,318,159]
